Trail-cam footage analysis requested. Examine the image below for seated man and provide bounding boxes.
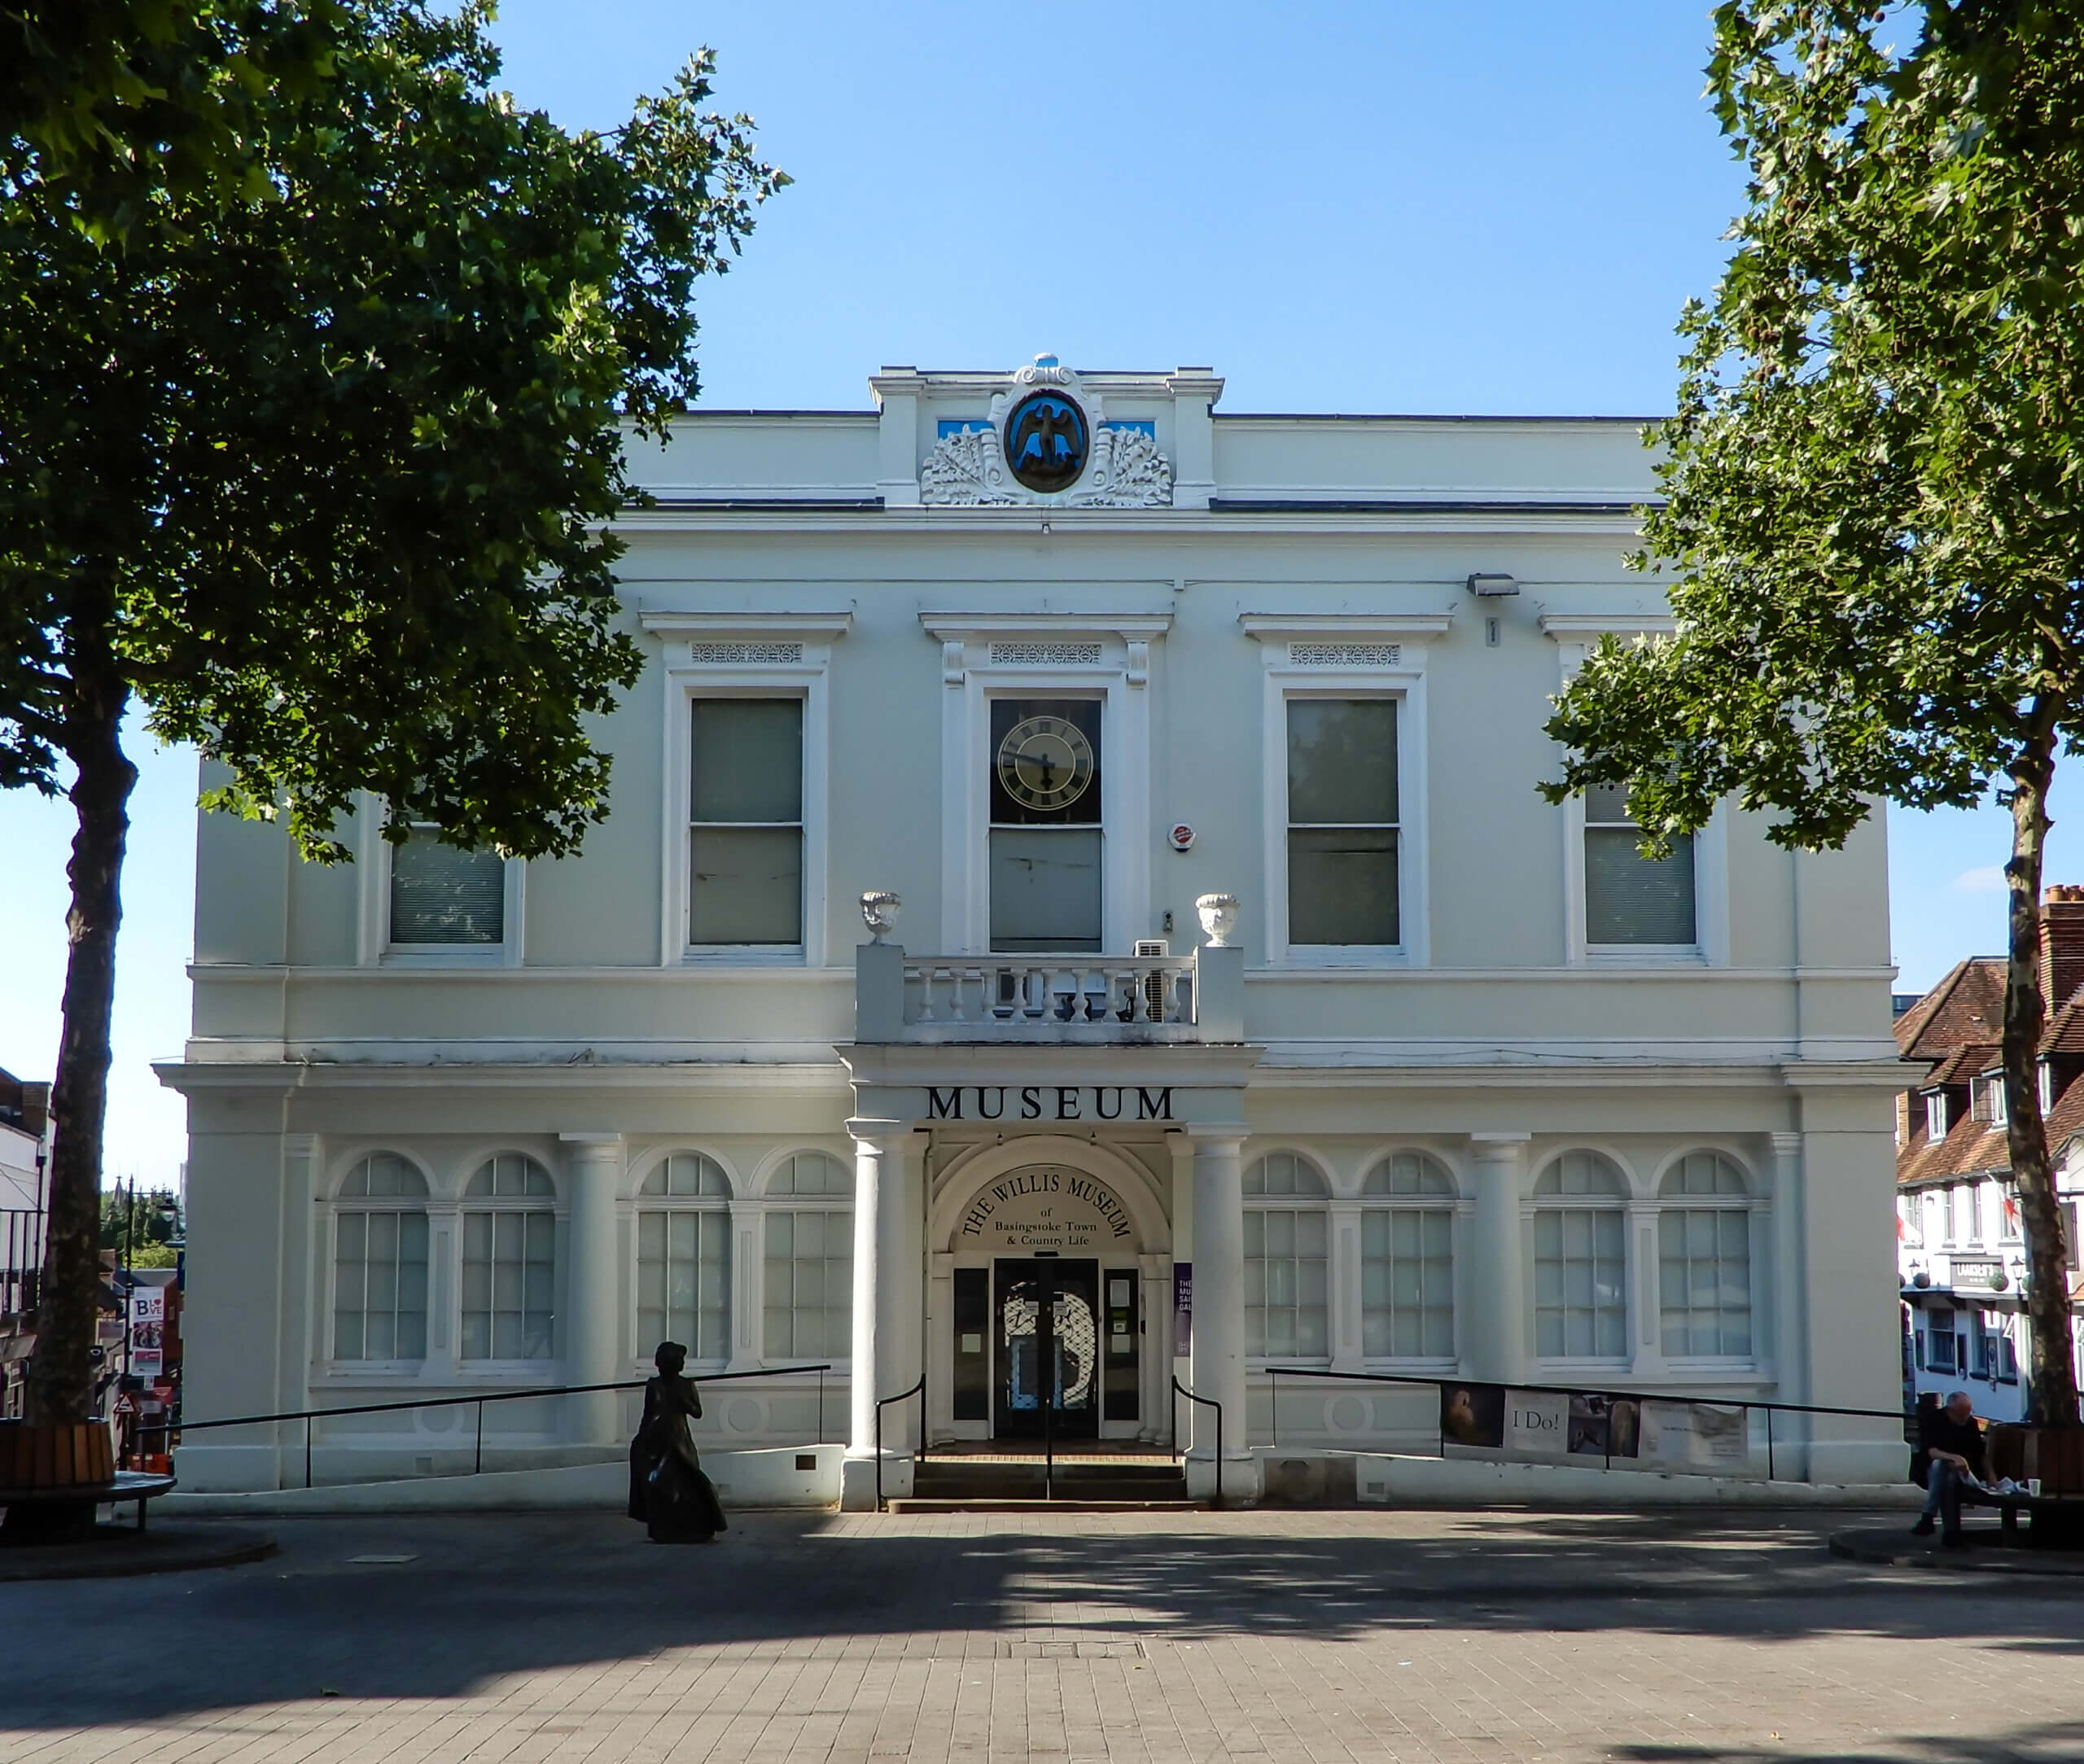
[1913,1389,1986,1546]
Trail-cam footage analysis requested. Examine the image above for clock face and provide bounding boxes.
[996,713,1097,812]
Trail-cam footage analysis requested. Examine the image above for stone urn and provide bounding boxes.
[860,891,901,943]
[1195,893,1240,948]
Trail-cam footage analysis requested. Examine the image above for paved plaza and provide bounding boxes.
[4,1505,2082,1763]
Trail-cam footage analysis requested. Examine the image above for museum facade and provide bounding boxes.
[162,356,1908,1499]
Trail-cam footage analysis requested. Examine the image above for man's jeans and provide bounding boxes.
[1921,1460,1971,1530]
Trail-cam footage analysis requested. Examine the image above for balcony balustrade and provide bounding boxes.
[852,892,1245,1046]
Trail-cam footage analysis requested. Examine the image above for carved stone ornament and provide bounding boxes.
[860,890,902,943]
[1196,892,1241,948]
[919,355,1174,509]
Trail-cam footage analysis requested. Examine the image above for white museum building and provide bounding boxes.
[161,356,1909,1503]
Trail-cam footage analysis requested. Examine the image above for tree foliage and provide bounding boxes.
[2,1,344,241]
[1,0,783,1428]
[1543,0,2084,1422]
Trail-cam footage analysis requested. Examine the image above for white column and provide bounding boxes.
[1468,1134,1530,1385]
[1771,1131,1807,1404]
[1188,1127,1251,1491]
[843,1120,919,1507]
[1329,1202,1364,1373]
[280,1134,321,1488]
[1628,1200,1666,1380]
[559,1133,624,1446]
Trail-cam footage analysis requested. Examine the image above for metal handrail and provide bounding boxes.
[1171,1376,1224,1510]
[873,1375,927,1510]
[161,1363,834,1490]
[1262,1365,1915,1484]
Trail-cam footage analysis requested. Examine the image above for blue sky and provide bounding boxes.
[0,0,2066,1191]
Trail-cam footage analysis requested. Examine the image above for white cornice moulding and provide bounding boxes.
[919,612,1173,639]
[1240,612,1456,641]
[637,610,854,640]
[1537,612,1677,640]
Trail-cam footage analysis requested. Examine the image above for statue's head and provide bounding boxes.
[654,1341,687,1376]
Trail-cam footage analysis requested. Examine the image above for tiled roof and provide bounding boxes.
[1898,1044,2084,1188]
[1897,958,2006,1063]
[1900,1108,2007,1188]
[1925,1044,2001,1088]
[2044,993,2084,1056]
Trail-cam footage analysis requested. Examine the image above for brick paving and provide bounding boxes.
[4,1506,2083,1762]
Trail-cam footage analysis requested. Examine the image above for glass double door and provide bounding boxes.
[993,1258,1101,1439]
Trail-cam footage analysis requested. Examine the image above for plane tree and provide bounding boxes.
[1545,1,2084,1424]
[0,0,784,1487]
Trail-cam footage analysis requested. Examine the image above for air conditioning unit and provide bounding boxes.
[1132,939,1170,1021]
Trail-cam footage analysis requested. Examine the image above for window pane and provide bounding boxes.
[1585,781,1632,824]
[692,699,802,824]
[691,828,803,944]
[1289,828,1399,945]
[990,828,1102,952]
[1586,828,1695,944]
[390,834,504,945]
[1288,700,1397,825]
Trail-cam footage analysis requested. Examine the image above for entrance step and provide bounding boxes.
[910,1457,1189,1506]
[885,1497,1201,1514]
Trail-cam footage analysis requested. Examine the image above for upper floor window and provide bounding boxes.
[690,698,804,948]
[1924,1092,1949,1139]
[390,825,505,945]
[1584,785,1694,947]
[1286,698,1399,947]
[990,698,1102,953]
[1990,1077,2009,1127]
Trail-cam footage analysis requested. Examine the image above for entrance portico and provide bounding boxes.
[838,945,1260,1508]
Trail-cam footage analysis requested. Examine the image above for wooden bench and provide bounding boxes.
[1978,1424,2084,1543]
[0,1419,176,1537]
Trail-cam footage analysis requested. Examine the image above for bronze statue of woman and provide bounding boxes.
[627,1341,728,1543]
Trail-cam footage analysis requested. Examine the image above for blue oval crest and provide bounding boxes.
[1004,391,1088,493]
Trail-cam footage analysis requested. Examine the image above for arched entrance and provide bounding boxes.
[927,1139,1171,1444]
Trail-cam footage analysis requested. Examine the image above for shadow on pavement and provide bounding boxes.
[3,1507,2082,1730]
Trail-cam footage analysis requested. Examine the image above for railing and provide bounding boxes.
[161,1363,834,1490]
[900,957,1198,1042]
[0,1209,39,1421]
[1171,1376,1225,1510]
[1263,1366,1911,1483]
[873,1375,927,1510]
[1,1208,39,1320]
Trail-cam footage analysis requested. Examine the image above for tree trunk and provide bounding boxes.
[2002,723,2082,1426]
[23,627,135,1432]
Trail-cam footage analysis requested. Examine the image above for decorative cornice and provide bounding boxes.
[920,612,1173,640]
[637,610,853,641]
[1538,612,1677,640]
[1241,612,1456,641]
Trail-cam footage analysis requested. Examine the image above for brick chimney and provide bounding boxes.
[2042,886,2084,1009]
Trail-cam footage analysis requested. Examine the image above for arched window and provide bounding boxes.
[1531,1150,1628,1360]
[636,1153,732,1364]
[1244,1152,1330,1359]
[332,1153,430,1363]
[1657,1151,1753,1359]
[1359,1151,1456,1359]
[763,1152,852,1361]
[460,1153,556,1362]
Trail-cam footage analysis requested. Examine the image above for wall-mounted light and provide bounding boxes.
[1466,572,1519,597]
